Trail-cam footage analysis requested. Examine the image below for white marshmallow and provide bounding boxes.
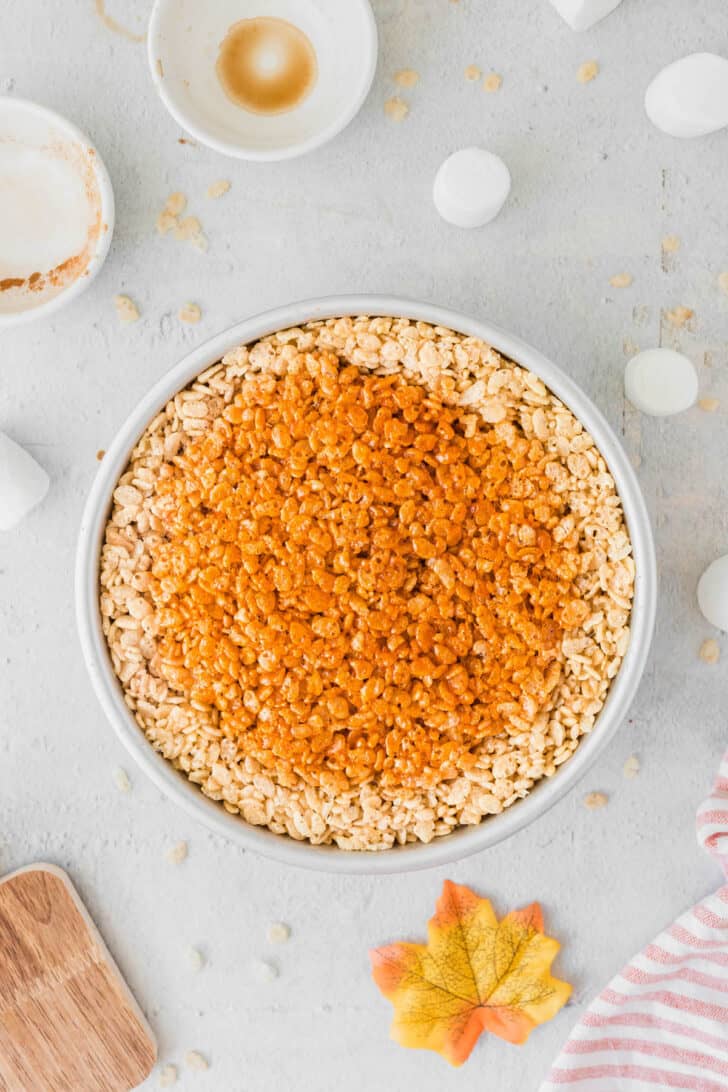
[698,556,728,633]
[0,431,50,530]
[645,53,728,138]
[624,349,698,417]
[433,147,511,229]
[547,0,623,32]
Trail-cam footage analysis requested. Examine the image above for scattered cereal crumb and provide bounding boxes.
[174,215,202,241]
[384,96,409,122]
[395,68,419,89]
[187,946,205,971]
[157,192,193,236]
[156,58,164,79]
[665,305,694,327]
[179,302,202,324]
[158,1064,177,1087]
[700,638,721,665]
[178,137,197,146]
[156,209,177,235]
[206,179,231,199]
[267,921,291,944]
[577,61,599,84]
[166,192,187,216]
[114,295,140,323]
[662,235,681,253]
[96,449,106,462]
[113,767,131,793]
[483,73,503,92]
[185,1051,208,1072]
[699,398,719,413]
[623,755,640,780]
[464,64,482,81]
[252,958,279,982]
[166,840,188,863]
[169,212,208,251]
[719,272,728,296]
[610,273,633,289]
[584,791,608,810]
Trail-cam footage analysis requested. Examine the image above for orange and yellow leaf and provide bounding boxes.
[370,880,571,1067]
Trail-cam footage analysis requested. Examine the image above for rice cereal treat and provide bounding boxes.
[100,317,634,850]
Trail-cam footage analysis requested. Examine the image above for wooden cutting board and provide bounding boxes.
[0,864,156,1091]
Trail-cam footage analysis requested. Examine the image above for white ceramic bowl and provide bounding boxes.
[147,0,378,161]
[76,296,657,874]
[0,98,114,328]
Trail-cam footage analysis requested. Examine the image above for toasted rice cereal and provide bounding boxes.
[99,317,634,851]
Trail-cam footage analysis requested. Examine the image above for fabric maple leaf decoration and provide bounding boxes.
[370,879,571,1067]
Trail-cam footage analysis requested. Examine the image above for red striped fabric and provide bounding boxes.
[542,750,728,1090]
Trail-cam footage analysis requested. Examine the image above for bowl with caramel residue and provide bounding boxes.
[148,0,378,161]
[0,98,114,328]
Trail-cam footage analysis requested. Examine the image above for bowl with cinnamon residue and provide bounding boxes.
[76,297,656,873]
[148,0,378,160]
[0,98,114,328]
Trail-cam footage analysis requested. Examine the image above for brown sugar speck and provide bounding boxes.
[665,305,694,328]
[584,792,608,810]
[483,73,503,93]
[384,97,409,122]
[700,638,721,665]
[96,449,106,462]
[577,61,599,84]
[395,69,419,89]
[609,273,633,289]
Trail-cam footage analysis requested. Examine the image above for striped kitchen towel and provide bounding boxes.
[542,750,728,1091]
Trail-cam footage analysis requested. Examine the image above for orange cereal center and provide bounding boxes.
[148,353,585,791]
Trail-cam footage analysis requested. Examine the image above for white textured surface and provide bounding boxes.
[1,1,728,1089]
